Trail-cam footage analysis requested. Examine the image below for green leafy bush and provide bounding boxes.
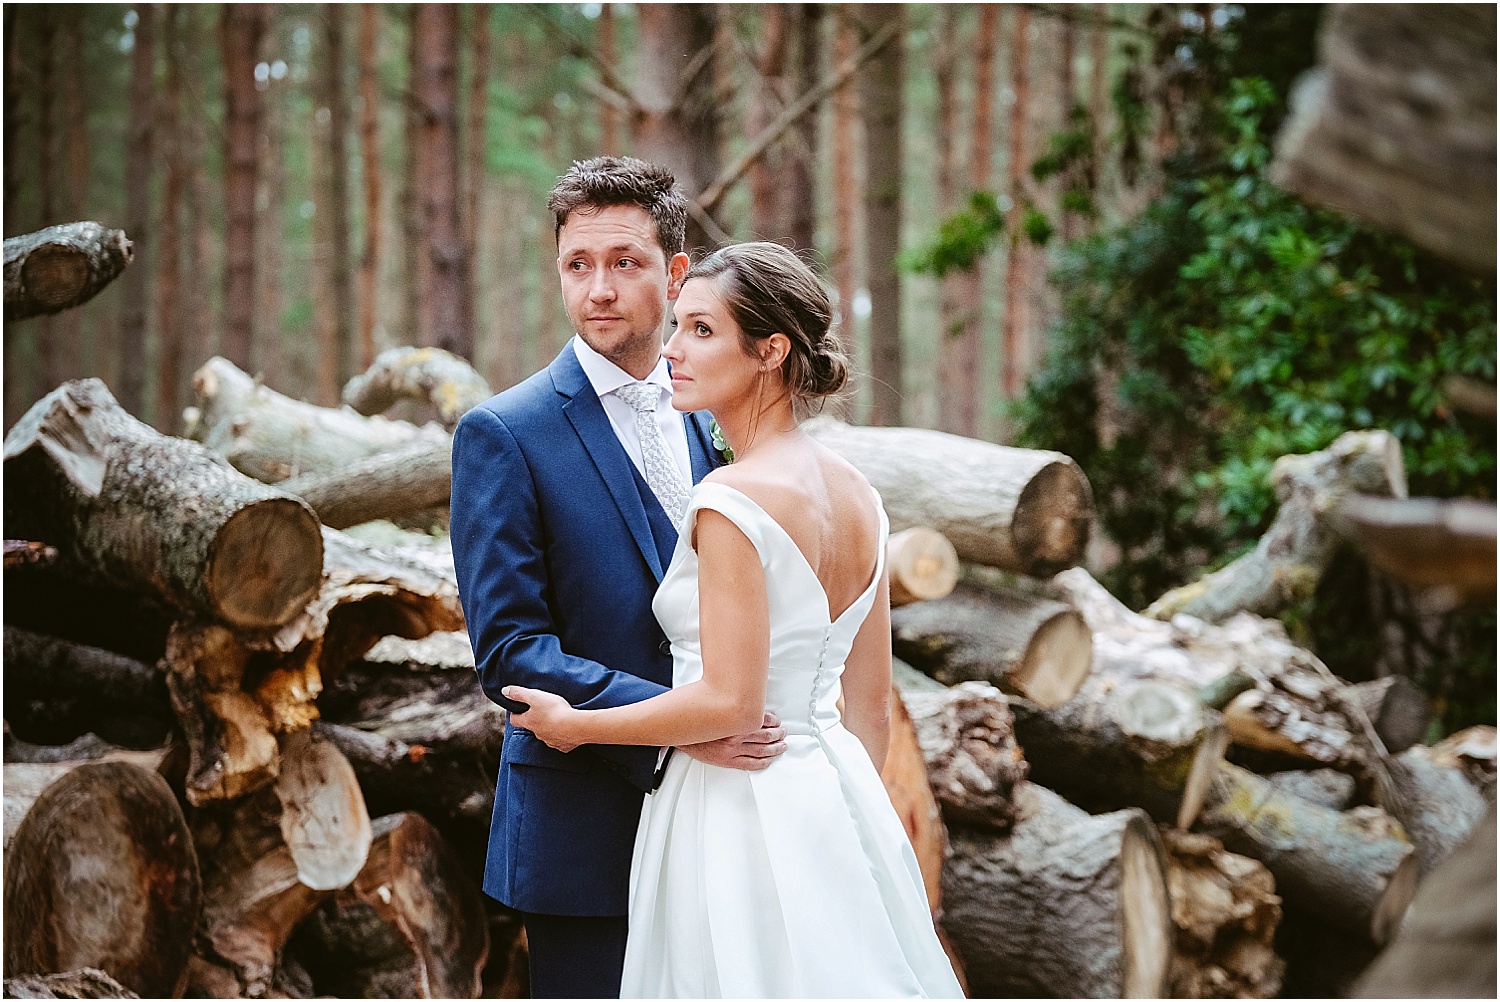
[1013,78,1495,728]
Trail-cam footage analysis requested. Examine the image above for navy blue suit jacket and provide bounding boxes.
[450,342,720,916]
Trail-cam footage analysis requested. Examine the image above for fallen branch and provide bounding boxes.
[4,222,133,321]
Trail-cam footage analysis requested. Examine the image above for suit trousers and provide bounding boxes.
[522,911,629,999]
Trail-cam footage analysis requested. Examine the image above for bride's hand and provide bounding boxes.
[502,686,583,752]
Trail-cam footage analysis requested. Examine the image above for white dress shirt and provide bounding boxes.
[571,335,692,488]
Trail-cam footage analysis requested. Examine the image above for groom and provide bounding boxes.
[451,157,787,998]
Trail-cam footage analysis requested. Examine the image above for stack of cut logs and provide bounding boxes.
[3,336,1494,997]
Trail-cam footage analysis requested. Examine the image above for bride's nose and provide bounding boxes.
[662,325,685,361]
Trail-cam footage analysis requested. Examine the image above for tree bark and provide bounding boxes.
[885,527,958,607]
[156,6,187,432]
[933,8,968,437]
[854,3,904,425]
[633,5,723,249]
[412,5,470,360]
[463,4,490,376]
[3,379,325,631]
[52,8,88,393]
[1160,827,1285,999]
[787,4,821,253]
[322,6,356,395]
[286,811,489,999]
[3,762,199,999]
[803,415,1094,575]
[1010,678,1229,830]
[1002,4,1032,398]
[1351,806,1497,999]
[1264,768,1357,811]
[748,6,788,241]
[942,783,1173,999]
[186,356,450,484]
[219,4,266,371]
[1147,429,1408,623]
[896,680,1029,833]
[118,2,156,421]
[3,969,139,999]
[357,4,382,373]
[831,9,860,420]
[880,687,947,911]
[1388,743,1491,875]
[341,345,492,429]
[4,222,133,322]
[1270,4,1496,273]
[892,581,1092,708]
[1195,762,1419,945]
[278,440,454,530]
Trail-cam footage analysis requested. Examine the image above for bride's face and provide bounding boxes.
[663,277,766,414]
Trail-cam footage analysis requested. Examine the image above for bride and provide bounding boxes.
[505,242,965,999]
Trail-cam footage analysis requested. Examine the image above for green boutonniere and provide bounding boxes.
[709,418,734,464]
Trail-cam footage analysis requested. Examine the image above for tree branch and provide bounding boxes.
[527,8,640,114]
[693,17,900,216]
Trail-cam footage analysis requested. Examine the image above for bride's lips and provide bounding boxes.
[670,372,691,384]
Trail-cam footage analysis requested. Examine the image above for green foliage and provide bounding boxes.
[899,191,1005,277]
[1013,76,1496,729]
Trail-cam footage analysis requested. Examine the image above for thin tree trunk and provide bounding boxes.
[968,5,1000,437]
[597,4,622,155]
[1059,9,1078,243]
[257,12,287,396]
[323,6,356,397]
[220,4,266,372]
[855,3,904,426]
[118,4,156,421]
[401,6,425,350]
[357,4,381,371]
[749,6,788,240]
[33,11,59,405]
[412,4,468,359]
[184,6,214,389]
[1002,5,1031,399]
[3,5,19,235]
[934,8,966,436]
[831,7,860,417]
[54,8,89,392]
[156,6,186,432]
[463,4,489,373]
[787,4,822,254]
[1090,4,1109,217]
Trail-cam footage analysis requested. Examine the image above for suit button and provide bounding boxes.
[658,640,671,656]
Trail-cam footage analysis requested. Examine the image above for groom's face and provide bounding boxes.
[557,204,688,377]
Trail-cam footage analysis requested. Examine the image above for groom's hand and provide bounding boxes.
[678,712,787,771]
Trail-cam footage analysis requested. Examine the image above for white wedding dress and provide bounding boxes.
[621,482,965,999]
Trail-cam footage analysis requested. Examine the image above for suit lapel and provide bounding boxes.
[552,346,666,581]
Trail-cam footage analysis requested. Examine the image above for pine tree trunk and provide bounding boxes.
[401,6,426,353]
[831,9,860,419]
[257,12,288,396]
[34,11,59,404]
[855,3,904,426]
[220,4,266,372]
[463,4,490,377]
[749,6,788,240]
[54,8,88,393]
[156,6,186,433]
[787,4,821,254]
[357,4,382,373]
[954,5,999,438]
[597,5,622,155]
[934,8,967,436]
[3,6,24,429]
[412,4,469,360]
[634,5,724,249]
[117,3,156,421]
[1002,5,1031,399]
[323,6,356,394]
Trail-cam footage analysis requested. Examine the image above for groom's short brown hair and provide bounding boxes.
[547,156,688,259]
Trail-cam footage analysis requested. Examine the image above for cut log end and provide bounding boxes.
[207,498,326,629]
[1011,608,1092,709]
[1010,459,1094,577]
[1371,852,1422,945]
[1121,816,1174,1000]
[887,527,959,607]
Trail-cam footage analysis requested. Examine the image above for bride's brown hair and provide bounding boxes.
[684,242,849,415]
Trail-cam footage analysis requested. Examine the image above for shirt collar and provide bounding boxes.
[571,335,673,400]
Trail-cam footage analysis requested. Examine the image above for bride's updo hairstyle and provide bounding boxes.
[685,242,849,414]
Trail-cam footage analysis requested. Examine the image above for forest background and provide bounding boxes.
[3,3,1494,731]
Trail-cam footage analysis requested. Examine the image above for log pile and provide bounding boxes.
[5,350,1491,999]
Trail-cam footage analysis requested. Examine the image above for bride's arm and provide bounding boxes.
[505,508,769,750]
[840,571,893,770]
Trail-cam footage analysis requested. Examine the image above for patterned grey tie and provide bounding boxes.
[616,381,690,524]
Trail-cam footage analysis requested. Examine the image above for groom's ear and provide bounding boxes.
[665,252,691,300]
